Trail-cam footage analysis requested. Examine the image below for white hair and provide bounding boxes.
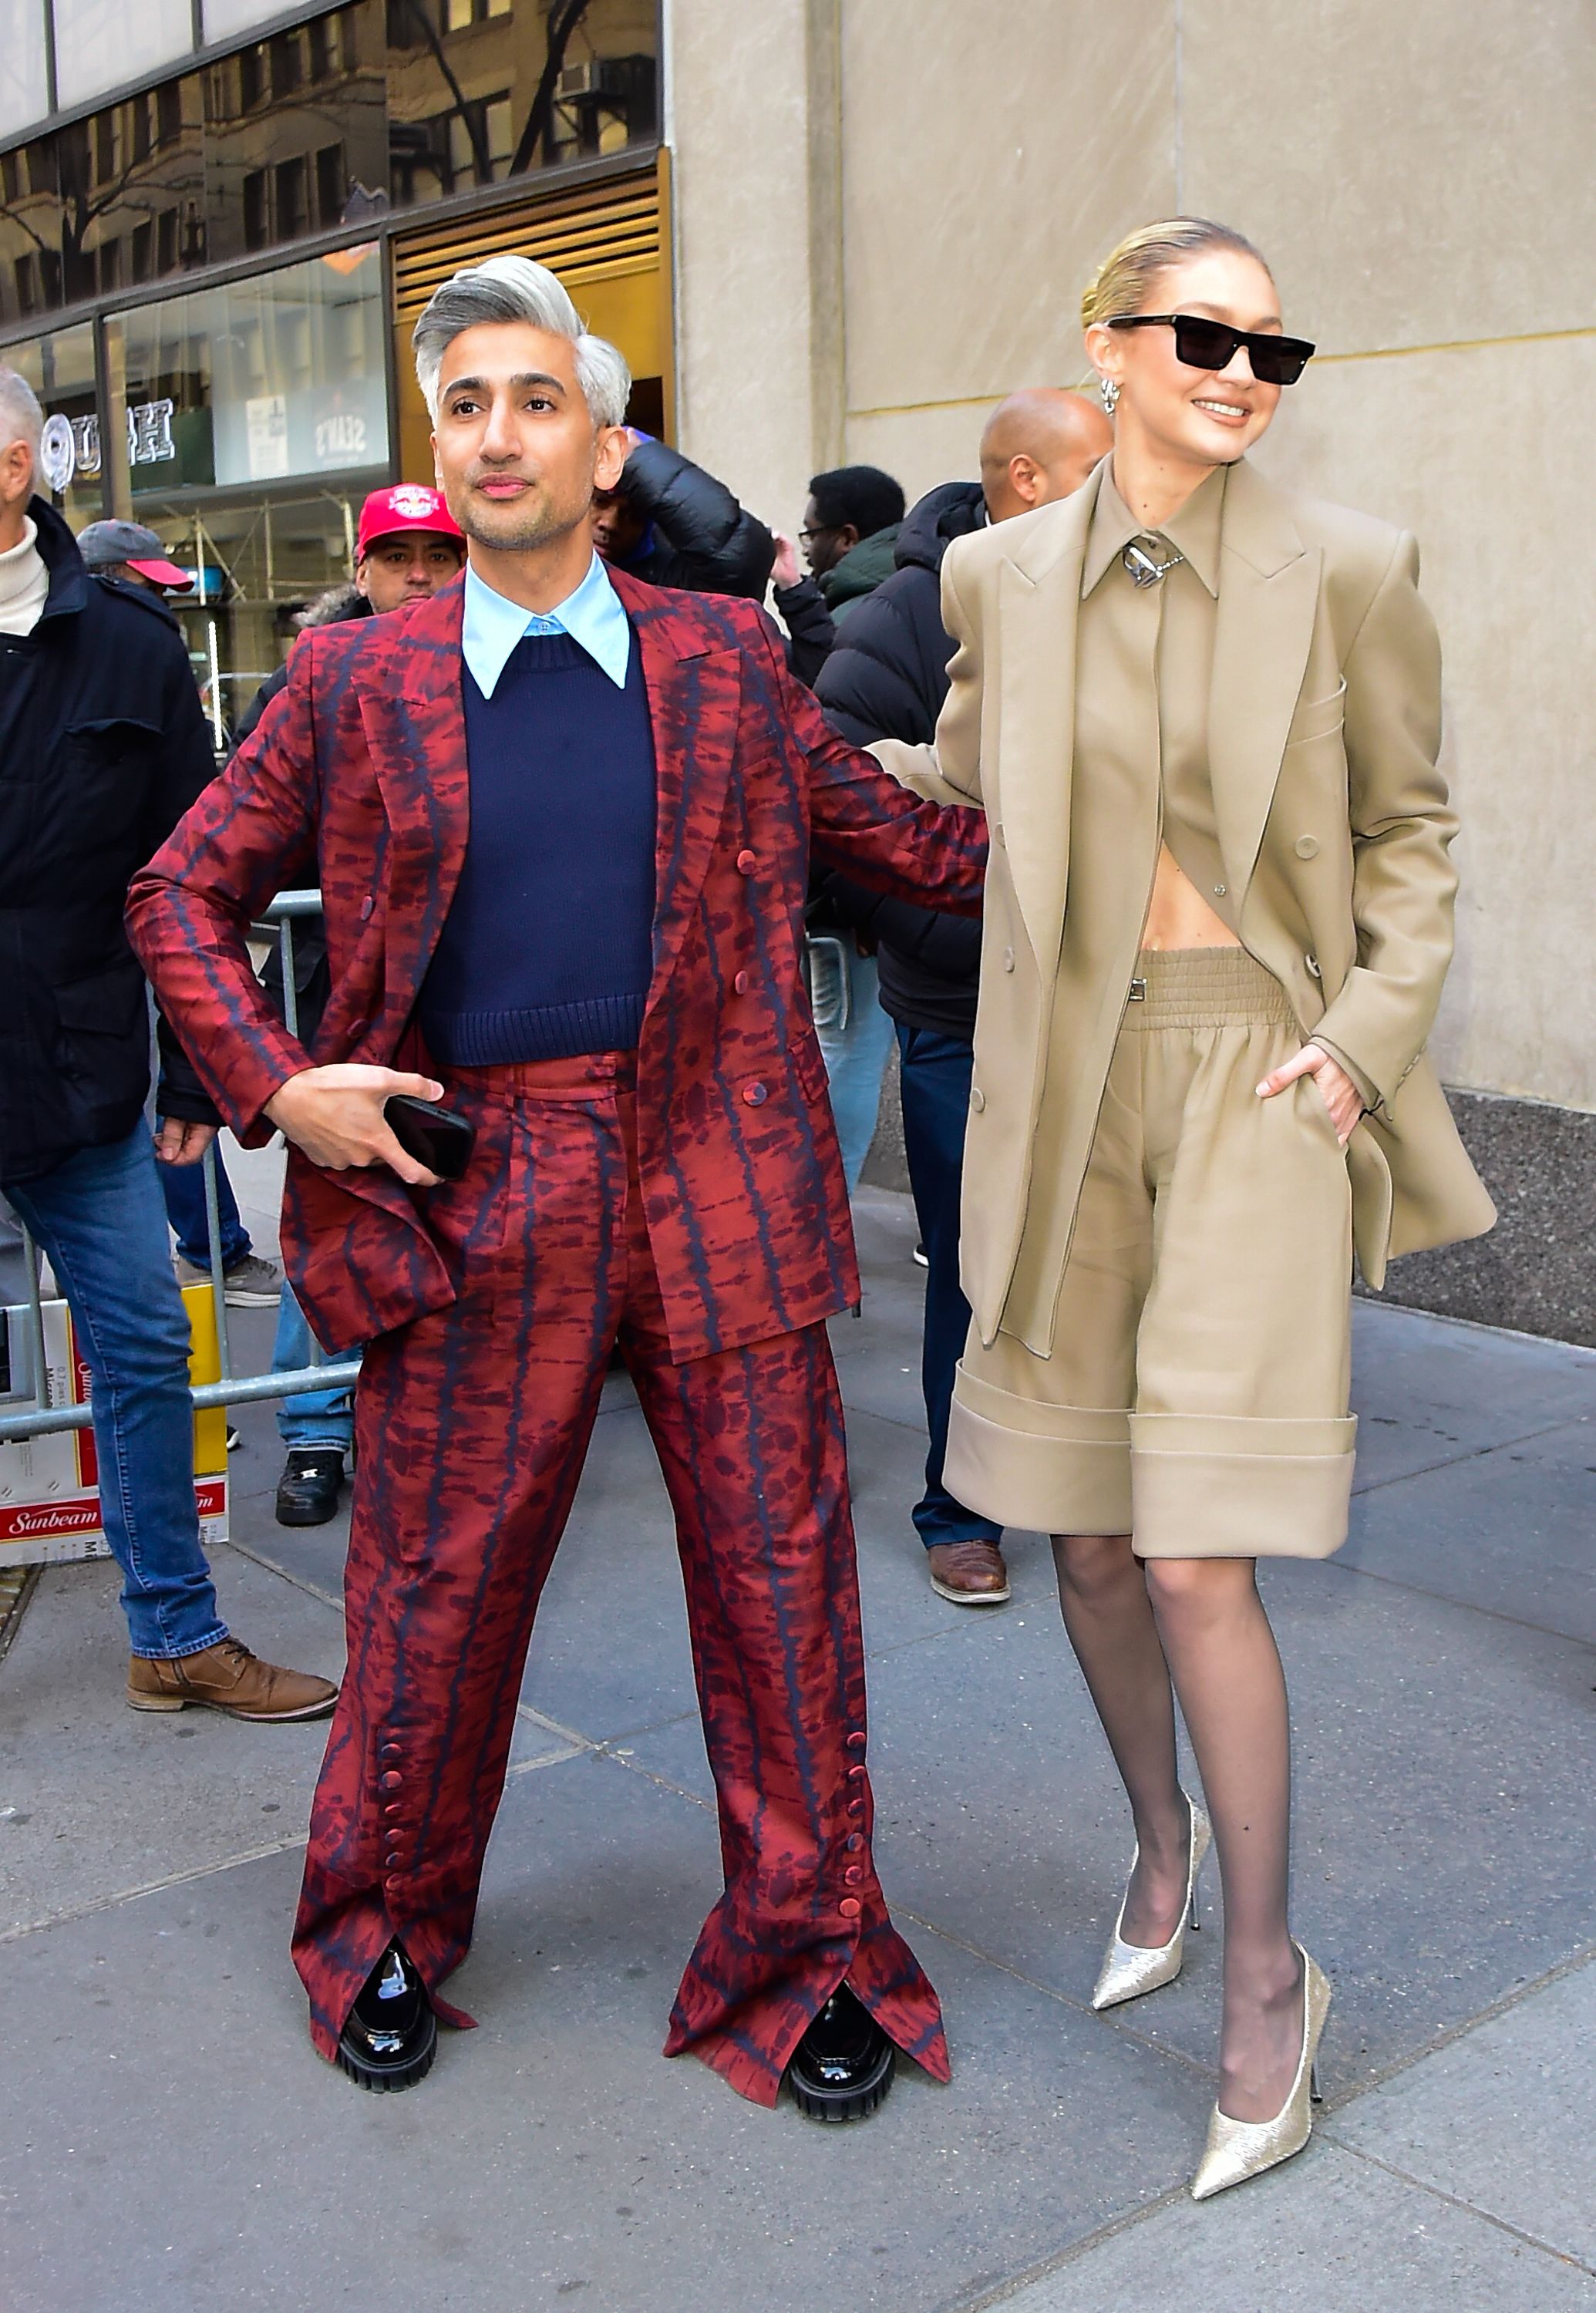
[412,254,631,429]
[0,366,43,461]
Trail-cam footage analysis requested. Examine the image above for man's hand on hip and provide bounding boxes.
[265,1066,446,1188]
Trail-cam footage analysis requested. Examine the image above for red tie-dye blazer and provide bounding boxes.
[126,568,985,1362]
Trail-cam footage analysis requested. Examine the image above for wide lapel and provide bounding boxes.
[1208,460,1322,899]
[996,479,1097,975]
[357,577,472,1018]
[611,568,739,1008]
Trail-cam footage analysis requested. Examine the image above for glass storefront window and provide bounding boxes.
[88,244,392,738]
[7,320,104,529]
[0,1,661,328]
[112,241,390,496]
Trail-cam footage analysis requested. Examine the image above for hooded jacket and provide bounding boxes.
[0,497,218,1183]
[611,439,775,598]
[812,483,989,1035]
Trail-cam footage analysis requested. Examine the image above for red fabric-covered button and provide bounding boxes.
[846,1763,867,1781]
[743,1082,768,1107]
[382,1802,402,1819]
[847,1797,866,1816]
[379,1743,401,1761]
[359,895,375,921]
[846,1833,863,1852]
[736,849,757,874]
[385,1852,402,1870]
[845,1731,866,1751]
[838,1897,861,1919]
[379,1770,402,1790]
[733,970,750,995]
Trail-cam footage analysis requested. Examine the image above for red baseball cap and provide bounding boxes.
[356,485,464,557]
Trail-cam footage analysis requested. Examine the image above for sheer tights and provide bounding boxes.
[1052,1534,1306,2123]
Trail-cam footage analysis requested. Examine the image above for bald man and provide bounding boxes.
[979,386,1113,520]
[812,388,1111,1606]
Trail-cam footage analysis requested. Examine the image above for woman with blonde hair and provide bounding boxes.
[874,217,1493,2195]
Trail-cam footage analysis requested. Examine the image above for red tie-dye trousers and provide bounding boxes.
[291,1052,949,2106]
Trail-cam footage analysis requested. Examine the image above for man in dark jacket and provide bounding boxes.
[0,367,335,1719]
[813,389,1111,1607]
[76,517,285,1312]
[591,430,774,597]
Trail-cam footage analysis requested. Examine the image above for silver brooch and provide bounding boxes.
[1123,537,1185,588]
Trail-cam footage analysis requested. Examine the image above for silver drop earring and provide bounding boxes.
[1100,375,1120,417]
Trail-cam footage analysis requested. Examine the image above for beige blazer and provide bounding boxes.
[872,456,1494,1348]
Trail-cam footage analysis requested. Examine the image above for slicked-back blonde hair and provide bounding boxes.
[1080,217,1269,332]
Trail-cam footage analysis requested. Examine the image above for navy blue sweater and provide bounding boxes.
[420,628,657,1065]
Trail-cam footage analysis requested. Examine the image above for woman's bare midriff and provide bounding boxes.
[1140,844,1241,951]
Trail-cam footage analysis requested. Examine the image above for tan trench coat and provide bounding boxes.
[872,455,1494,1355]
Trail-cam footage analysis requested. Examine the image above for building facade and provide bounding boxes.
[1,0,666,734]
[4,1,1591,1338]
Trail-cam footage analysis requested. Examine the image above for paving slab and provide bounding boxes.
[1348,1300,1596,1490]
[1341,1414,1596,1643]
[635,1544,1596,2098]
[1329,1954,1596,2271]
[0,1544,342,1934]
[5,1179,1593,2312]
[985,2141,1596,2313]
[0,1749,1214,2313]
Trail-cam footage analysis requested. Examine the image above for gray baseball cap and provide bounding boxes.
[76,519,194,588]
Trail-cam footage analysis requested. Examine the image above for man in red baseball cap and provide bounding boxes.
[354,484,465,613]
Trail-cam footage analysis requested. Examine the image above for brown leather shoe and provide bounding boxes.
[127,1638,338,1722]
[927,1540,1011,1605]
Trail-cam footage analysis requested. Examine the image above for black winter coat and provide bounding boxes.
[611,438,775,598]
[0,499,218,1183]
[812,482,989,1036]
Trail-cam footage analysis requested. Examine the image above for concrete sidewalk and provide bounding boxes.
[2,1186,1593,2313]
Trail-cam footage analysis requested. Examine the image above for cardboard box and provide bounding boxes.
[0,1285,228,1568]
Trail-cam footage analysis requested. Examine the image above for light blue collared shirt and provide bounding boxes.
[460,553,632,698]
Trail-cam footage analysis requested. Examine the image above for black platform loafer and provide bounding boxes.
[274,1449,345,1527]
[336,1941,436,2092]
[786,1983,896,2121]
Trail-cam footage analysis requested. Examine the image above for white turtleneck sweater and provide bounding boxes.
[0,518,49,636]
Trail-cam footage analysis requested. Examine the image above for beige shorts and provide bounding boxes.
[947,948,1356,1559]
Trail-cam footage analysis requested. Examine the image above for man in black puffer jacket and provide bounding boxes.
[592,431,774,598]
[813,388,1112,1607]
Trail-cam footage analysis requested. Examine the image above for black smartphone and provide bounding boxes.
[383,1093,476,1182]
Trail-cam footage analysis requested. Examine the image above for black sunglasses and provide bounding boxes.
[1106,313,1316,386]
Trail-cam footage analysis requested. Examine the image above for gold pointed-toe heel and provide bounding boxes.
[1090,1792,1212,2013]
[1190,1943,1331,2202]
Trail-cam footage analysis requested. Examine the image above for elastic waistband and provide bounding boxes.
[1122,948,1295,1029]
[447,1050,638,1099]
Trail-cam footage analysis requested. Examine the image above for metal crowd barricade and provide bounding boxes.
[0,891,363,1449]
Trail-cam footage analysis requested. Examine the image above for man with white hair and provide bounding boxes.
[0,365,336,1723]
[129,257,986,2118]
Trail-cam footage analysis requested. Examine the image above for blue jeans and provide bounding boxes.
[159,1145,251,1271]
[5,1123,229,1659]
[896,1022,1004,1553]
[272,1284,356,1453]
[811,941,897,1190]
